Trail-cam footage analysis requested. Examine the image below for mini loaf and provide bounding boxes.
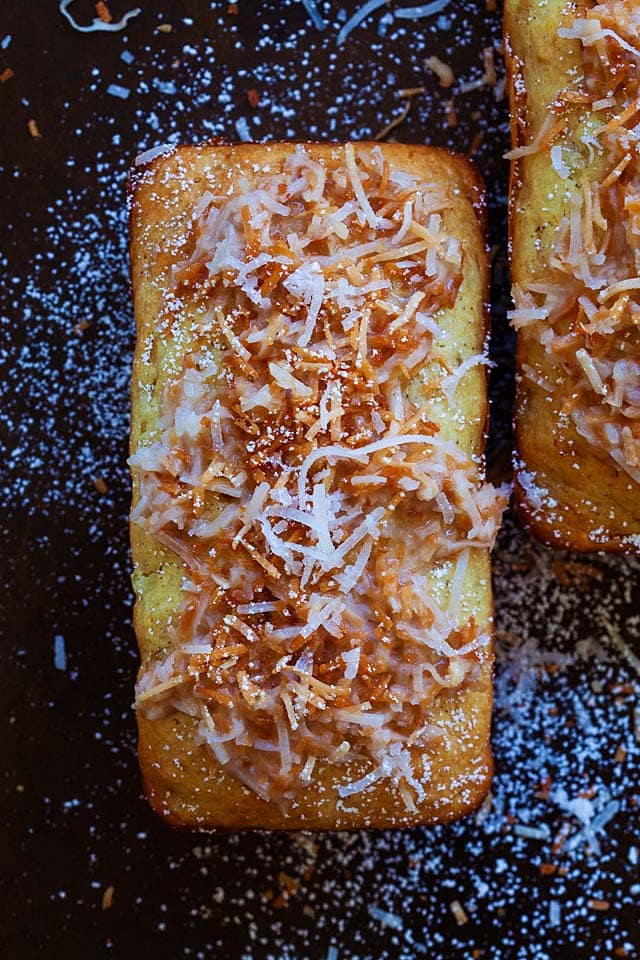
[128,141,504,829]
[505,0,640,552]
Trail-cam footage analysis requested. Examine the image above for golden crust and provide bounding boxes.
[137,658,493,830]
[505,0,640,553]
[129,141,494,829]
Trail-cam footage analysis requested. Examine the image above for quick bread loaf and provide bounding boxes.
[128,141,504,829]
[505,0,640,552]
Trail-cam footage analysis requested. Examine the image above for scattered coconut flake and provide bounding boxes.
[235,116,252,142]
[425,55,454,87]
[449,899,469,926]
[59,0,140,33]
[336,0,390,46]
[396,0,451,18]
[107,83,131,100]
[300,0,327,30]
[53,634,67,672]
[101,885,115,910]
[513,823,551,840]
[134,143,175,166]
[367,904,404,931]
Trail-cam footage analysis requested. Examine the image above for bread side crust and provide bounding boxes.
[505,0,640,553]
[129,142,494,829]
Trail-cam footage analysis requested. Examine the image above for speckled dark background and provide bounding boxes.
[2,2,639,958]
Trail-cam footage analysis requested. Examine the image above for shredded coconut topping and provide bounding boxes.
[510,0,640,482]
[130,145,505,809]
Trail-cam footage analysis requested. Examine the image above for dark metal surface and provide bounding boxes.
[1,2,638,958]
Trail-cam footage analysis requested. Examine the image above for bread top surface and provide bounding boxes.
[129,141,502,828]
[505,0,640,552]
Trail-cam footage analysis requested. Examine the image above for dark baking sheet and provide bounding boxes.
[2,2,639,958]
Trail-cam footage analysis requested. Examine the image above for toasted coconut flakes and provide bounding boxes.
[131,145,504,809]
[269,361,314,397]
[444,99,457,127]
[374,98,413,142]
[449,900,469,926]
[136,675,189,702]
[101,885,115,910]
[598,277,640,303]
[505,111,560,159]
[425,55,454,88]
[588,899,611,911]
[593,96,617,111]
[344,144,377,227]
[93,475,108,494]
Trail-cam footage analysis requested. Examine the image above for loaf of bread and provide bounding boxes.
[128,141,504,829]
[505,0,640,552]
